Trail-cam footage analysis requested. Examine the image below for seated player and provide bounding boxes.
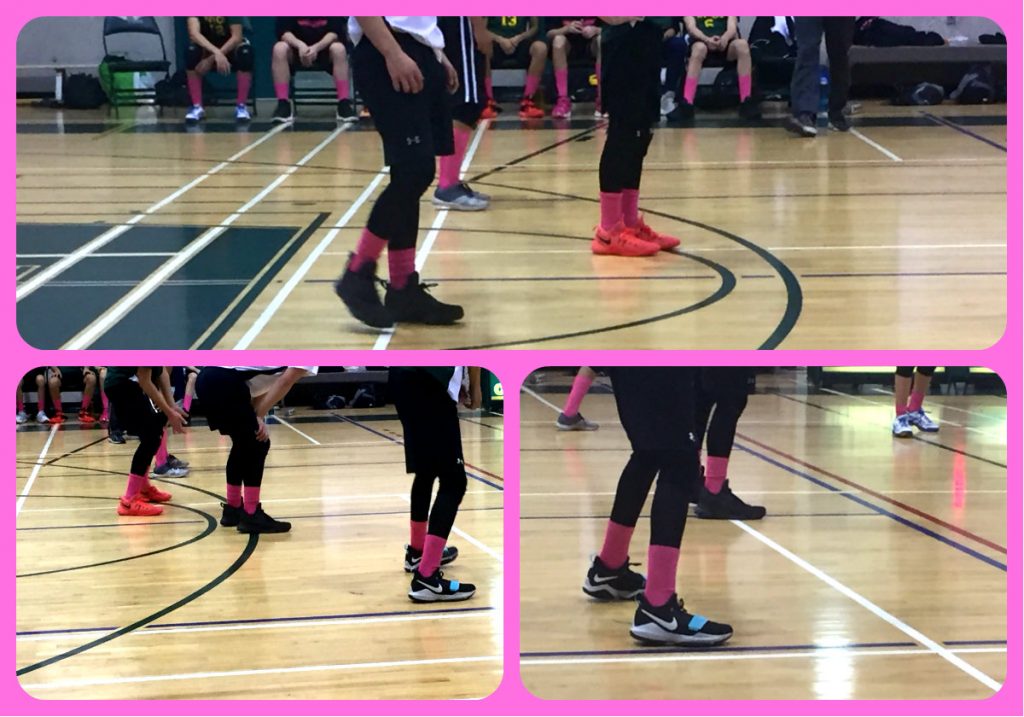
[77,367,101,424]
[16,384,27,424]
[483,16,548,119]
[44,368,65,424]
[392,367,481,602]
[184,17,254,123]
[547,17,601,118]
[673,16,758,120]
[660,18,689,115]
[196,366,317,533]
[97,367,110,424]
[272,17,356,123]
[892,367,940,437]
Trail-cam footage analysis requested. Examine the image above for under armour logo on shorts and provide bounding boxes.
[406,135,421,145]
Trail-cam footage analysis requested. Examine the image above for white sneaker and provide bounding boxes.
[16,411,28,424]
[235,103,251,122]
[660,91,678,116]
[35,411,49,424]
[556,412,599,431]
[185,105,205,123]
[892,413,913,438]
[907,408,939,433]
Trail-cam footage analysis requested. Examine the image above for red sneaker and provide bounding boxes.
[140,484,172,503]
[49,412,65,425]
[118,494,163,517]
[481,99,499,119]
[79,410,96,424]
[519,98,544,119]
[592,222,660,257]
[629,215,681,251]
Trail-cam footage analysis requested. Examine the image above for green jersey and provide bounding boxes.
[694,17,729,38]
[104,367,163,391]
[602,17,674,44]
[197,17,247,45]
[487,16,535,39]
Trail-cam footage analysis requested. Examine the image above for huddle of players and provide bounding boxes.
[78,364,482,603]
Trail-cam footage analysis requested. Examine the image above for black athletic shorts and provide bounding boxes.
[196,367,258,437]
[390,368,464,475]
[601,22,662,129]
[565,33,599,60]
[288,41,350,75]
[699,367,756,401]
[186,40,252,72]
[353,32,454,166]
[608,367,698,452]
[105,381,167,438]
[491,41,532,69]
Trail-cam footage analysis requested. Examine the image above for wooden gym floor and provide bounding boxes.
[15,101,1006,350]
[16,405,504,699]
[519,369,1006,699]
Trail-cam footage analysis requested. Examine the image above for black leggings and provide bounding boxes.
[105,383,167,476]
[410,463,469,539]
[366,156,436,252]
[896,367,936,378]
[694,368,752,459]
[226,431,270,488]
[609,448,697,547]
[599,125,653,193]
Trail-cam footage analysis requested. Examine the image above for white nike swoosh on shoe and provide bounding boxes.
[641,609,678,631]
[591,574,621,584]
[416,580,445,593]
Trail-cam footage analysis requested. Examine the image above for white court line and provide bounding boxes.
[373,119,490,351]
[16,425,59,517]
[869,387,1006,423]
[17,610,487,643]
[399,495,502,562]
[818,387,978,432]
[332,243,1004,256]
[522,645,1005,667]
[232,166,389,349]
[23,654,500,691]
[520,385,563,414]
[17,252,177,259]
[269,414,321,445]
[731,519,1002,692]
[16,122,289,301]
[850,128,904,162]
[65,125,349,349]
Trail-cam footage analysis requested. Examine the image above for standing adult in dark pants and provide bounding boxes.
[785,16,855,137]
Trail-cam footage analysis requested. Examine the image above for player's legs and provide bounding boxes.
[16,384,26,424]
[79,368,97,423]
[47,370,64,423]
[551,35,571,116]
[107,383,170,516]
[661,35,689,113]
[34,373,48,422]
[518,41,548,118]
[232,42,254,120]
[683,40,708,106]
[98,367,109,422]
[591,35,603,116]
[185,44,213,121]
[329,42,356,120]
[893,366,915,436]
[823,17,855,130]
[557,367,599,431]
[271,41,296,122]
[906,367,939,432]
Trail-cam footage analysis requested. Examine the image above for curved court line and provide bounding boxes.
[16,496,217,578]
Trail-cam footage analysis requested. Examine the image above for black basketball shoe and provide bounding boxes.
[582,555,646,600]
[220,502,242,527]
[404,544,459,573]
[334,254,394,329]
[409,569,476,602]
[630,593,733,646]
[385,272,464,325]
[237,504,292,534]
[695,480,766,520]
[272,99,293,123]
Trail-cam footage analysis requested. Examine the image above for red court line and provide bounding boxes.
[737,432,1007,555]
[466,463,503,482]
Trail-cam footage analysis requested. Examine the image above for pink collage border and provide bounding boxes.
[5,2,1021,714]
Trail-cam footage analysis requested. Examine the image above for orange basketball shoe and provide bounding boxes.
[592,222,660,257]
[118,494,164,516]
[140,484,172,503]
[628,215,680,251]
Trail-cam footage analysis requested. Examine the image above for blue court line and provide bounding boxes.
[17,605,495,638]
[280,506,503,521]
[922,111,1007,152]
[332,412,504,491]
[735,442,1007,572]
[521,637,1006,659]
[521,512,881,520]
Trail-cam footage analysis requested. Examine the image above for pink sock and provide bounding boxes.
[524,74,540,99]
[896,398,908,416]
[439,125,470,189]
[226,484,242,508]
[645,544,680,607]
[599,192,622,231]
[183,394,193,413]
[705,456,728,495]
[124,473,147,499]
[155,431,169,467]
[335,78,349,100]
[349,228,387,272]
[484,76,494,100]
[243,486,261,515]
[37,395,45,412]
[410,520,427,551]
[81,395,92,412]
[100,391,109,415]
[738,74,751,101]
[683,76,698,104]
[621,189,639,227]
[274,82,289,101]
[388,248,416,290]
[598,520,634,570]
[420,534,447,576]
[53,398,62,414]
[236,73,252,105]
[908,391,926,413]
[187,74,202,106]
[16,398,24,412]
[563,372,594,418]
[555,68,568,98]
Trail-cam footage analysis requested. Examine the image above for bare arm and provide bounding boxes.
[219,23,244,54]
[465,367,483,410]
[136,368,184,432]
[311,32,339,52]
[282,31,306,50]
[683,17,706,43]
[354,17,405,59]
[251,368,309,419]
[187,18,222,55]
[722,17,738,43]
[471,17,490,52]
[354,16,424,92]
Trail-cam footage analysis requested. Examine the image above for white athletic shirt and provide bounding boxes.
[218,366,318,397]
[348,16,445,50]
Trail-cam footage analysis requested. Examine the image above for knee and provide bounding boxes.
[48,377,61,391]
[733,38,750,54]
[552,35,567,51]
[530,41,548,59]
[439,463,468,502]
[895,367,914,378]
[392,156,436,196]
[330,42,347,61]
[234,43,254,72]
[84,374,96,390]
[272,41,290,61]
[691,43,708,61]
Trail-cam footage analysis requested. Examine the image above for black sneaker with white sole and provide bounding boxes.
[630,592,733,646]
[334,254,395,329]
[828,111,851,132]
[237,504,292,534]
[784,112,818,137]
[337,99,357,122]
[409,569,476,602]
[221,502,242,527]
[272,99,293,123]
[582,555,646,600]
[385,272,464,325]
[695,479,766,520]
[404,544,459,573]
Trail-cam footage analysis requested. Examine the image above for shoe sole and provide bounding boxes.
[892,431,913,438]
[591,243,660,257]
[387,310,464,326]
[555,421,598,431]
[784,118,817,137]
[582,582,644,601]
[630,625,732,647]
[118,506,163,517]
[272,116,294,124]
[431,198,488,211]
[695,507,766,520]
[408,588,476,602]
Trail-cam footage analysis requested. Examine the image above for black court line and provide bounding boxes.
[521,512,880,520]
[459,415,504,432]
[16,531,259,676]
[18,519,204,532]
[43,435,108,465]
[278,506,503,522]
[18,605,493,638]
[922,111,1007,152]
[802,271,1005,279]
[521,637,1006,659]
[468,122,604,182]
[16,496,217,578]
